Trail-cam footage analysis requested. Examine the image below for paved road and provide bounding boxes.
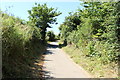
[43,42,92,78]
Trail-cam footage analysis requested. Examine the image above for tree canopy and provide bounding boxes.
[28,3,62,42]
[59,2,120,62]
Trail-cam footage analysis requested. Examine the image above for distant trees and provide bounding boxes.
[46,31,55,41]
[28,3,61,42]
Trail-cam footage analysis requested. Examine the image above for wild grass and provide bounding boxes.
[1,12,46,78]
[62,45,118,78]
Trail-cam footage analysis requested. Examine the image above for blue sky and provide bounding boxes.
[1,1,83,34]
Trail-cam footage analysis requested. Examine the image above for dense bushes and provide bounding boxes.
[1,3,61,78]
[46,31,56,41]
[1,12,46,78]
[59,2,120,74]
[59,2,120,77]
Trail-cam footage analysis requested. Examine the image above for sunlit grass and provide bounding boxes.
[63,45,118,78]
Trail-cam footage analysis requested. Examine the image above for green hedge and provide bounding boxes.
[1,12,46,78]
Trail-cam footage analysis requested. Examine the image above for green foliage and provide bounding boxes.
[55,34,60,40]
[28,3,61,42]
[1,3,61,77]
[1,11,46,78]
[59,2,120,67]
[59,12,81,43]
[63,45,118,78]
[46,31,56,41]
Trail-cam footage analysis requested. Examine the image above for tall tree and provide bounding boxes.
[28,3,61,42]
[59,12,81,44]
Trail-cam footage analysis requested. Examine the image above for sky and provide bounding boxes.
[1,0,83,35]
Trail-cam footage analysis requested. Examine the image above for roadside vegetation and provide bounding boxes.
[46,31,56,41]
[46,30,60,42]
[59,2,120,78]
[1,3,61,78]
[1,1,120,78]
[1,11,45,78]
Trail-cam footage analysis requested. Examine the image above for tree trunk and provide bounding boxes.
[41,28,46,43]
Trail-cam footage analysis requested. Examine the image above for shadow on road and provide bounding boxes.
[41,70,55,79]
[47,43,59,48]
[43,43,59,55]
[41,43,58,79]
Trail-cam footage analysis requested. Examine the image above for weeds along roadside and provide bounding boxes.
[1,11,46,78]
[61,44,118,78]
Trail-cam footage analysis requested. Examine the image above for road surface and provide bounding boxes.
[42,42,92,78]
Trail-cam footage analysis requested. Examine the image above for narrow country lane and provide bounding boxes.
[42,42,92,78]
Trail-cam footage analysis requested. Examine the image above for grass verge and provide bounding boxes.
[62,45,118,78]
